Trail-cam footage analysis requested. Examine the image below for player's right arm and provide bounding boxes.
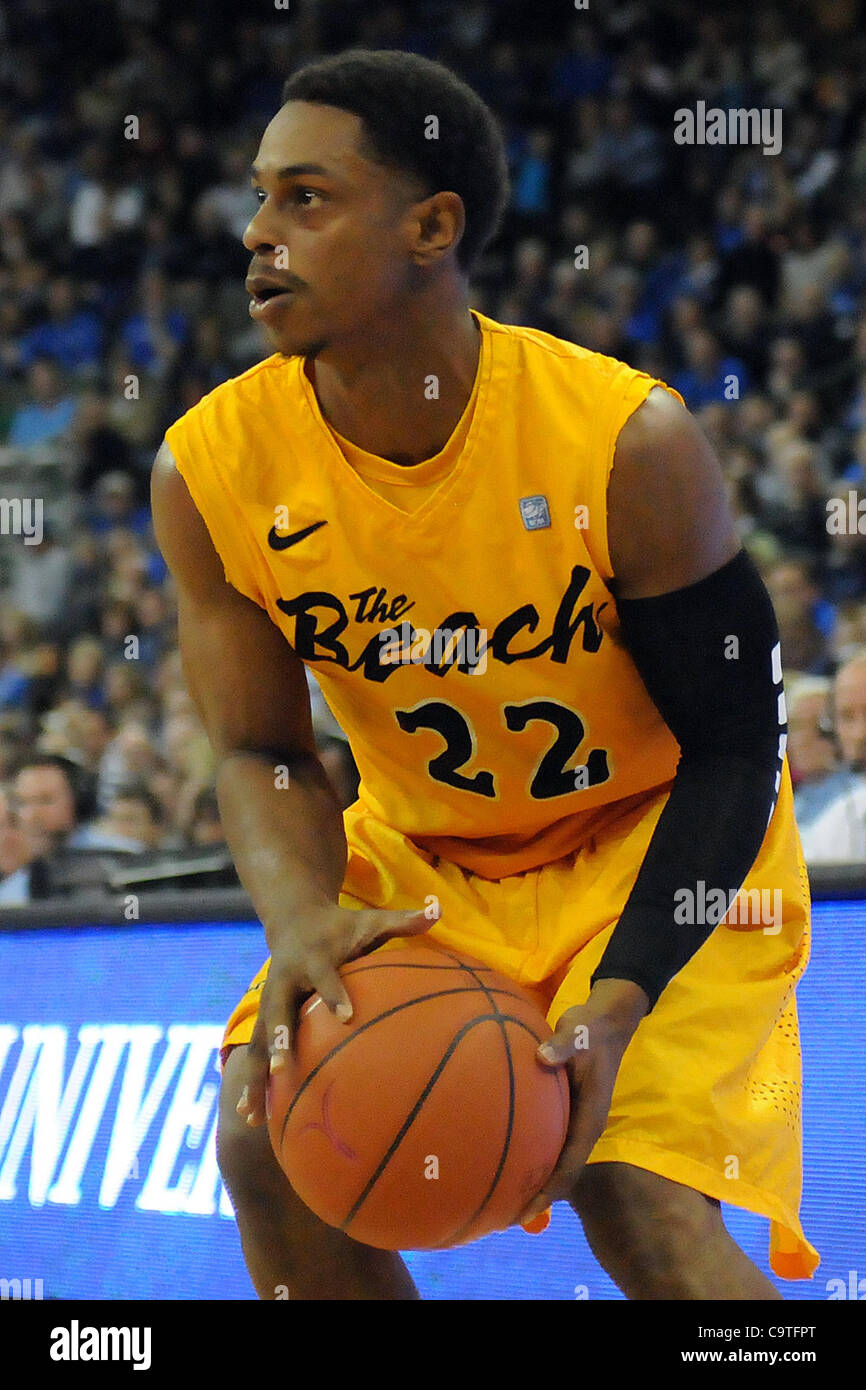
[151,441,431,1125]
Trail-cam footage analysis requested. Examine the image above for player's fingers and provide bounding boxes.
[358,907,438,953]
[545,1087,609,1201]
[307,954,354,1024]
[257,970,303,1116]
[519,1072,609,1222]
[536,1007,591,1065]
[240,1011,274,1128]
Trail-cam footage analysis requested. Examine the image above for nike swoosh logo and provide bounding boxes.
[267,519,328,550]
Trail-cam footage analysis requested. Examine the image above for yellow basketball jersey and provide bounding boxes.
[165,309,687,878]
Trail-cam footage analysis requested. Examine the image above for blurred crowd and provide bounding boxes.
[3,0,866,903]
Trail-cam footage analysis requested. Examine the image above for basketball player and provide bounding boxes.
[151,50,818,1299]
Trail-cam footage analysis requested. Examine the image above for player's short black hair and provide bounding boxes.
[281,48,510,275]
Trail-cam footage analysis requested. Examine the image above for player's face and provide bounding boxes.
[244,102,422,358]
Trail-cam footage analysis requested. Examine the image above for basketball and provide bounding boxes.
[266,941,570,1250]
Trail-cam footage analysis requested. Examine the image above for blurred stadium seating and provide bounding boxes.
[3,0,866,899]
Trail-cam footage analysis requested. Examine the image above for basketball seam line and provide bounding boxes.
[338,1010,539,1238]
[431,956,518,1246]
[279,984,540,1143]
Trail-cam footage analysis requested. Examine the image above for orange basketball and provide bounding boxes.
[266,940,570,1250]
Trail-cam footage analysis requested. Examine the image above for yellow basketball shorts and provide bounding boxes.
[222,769,819,1281]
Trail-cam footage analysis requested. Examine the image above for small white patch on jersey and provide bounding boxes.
[519,495,551,530]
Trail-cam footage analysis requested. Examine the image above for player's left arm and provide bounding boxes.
[520,386,785,1222]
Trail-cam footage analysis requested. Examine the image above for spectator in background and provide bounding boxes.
[823,487,866,604]
[188,785,226,849]
[755,440,830,561]
[104,350,165,455]
[671,329,749,410]
[84,470,151,537]
[99,599,139,665]
[103,530,150,604]
[719,206,780,307]
[120,268,187,378]
[764,558,834,675]
[63,534,107,638]
[132,585,173,669]
[97,781,165,851]
[843,356,866,434]
[67,140,145,282]
[0,296,27,381]
[719,286,770,385]
[176,200,250,288]
[766,335,808,406]
[511,128,553,226]
[14,754,101,852]
[0,713,33,781]
[677,15,744,106]
[779,218,846,316]
[551,19,613,104]
[831,652,866,774]
[17,277,103,378]
[499,238,550,325]
[750,7,808,108]
[830,600,866,666]
[799,654,866,861]
[194,145,257,244]
[0,784,31,903]
[98,718,164,812]
[59,704,113,777]
[788,676,851,828]
[3,753,146,901]
[785,281,848,377]
[160,704,216,837]
[0,614,44,711]
[675,235,720,306]
[72,393,135,495]
[62,636,105,710]
[177,315,234,394]
[7,524,73,629]
[593,97,667,216]
[104,662,152,725]
[785,390,843,476]
[5,358,80,448]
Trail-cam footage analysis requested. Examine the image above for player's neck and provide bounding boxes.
[304,293,481,467]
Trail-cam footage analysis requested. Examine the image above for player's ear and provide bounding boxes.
[410,190,466,268]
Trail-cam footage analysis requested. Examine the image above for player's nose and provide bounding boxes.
[242,206,281,254]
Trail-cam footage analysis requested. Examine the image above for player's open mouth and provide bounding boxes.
[249,288,294,321]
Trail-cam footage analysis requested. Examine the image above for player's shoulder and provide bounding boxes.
[169,353,296,437]
[478,310,656,393]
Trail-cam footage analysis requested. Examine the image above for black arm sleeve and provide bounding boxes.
[589,548,787,1011]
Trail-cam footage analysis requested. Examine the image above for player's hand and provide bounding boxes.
[518,980,649,1225]
[237,902,436,1127]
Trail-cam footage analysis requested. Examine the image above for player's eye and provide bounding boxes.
[252,186,322,208]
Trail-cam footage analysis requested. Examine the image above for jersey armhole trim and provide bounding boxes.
[165,414,270,612]
[590,371,685,588]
